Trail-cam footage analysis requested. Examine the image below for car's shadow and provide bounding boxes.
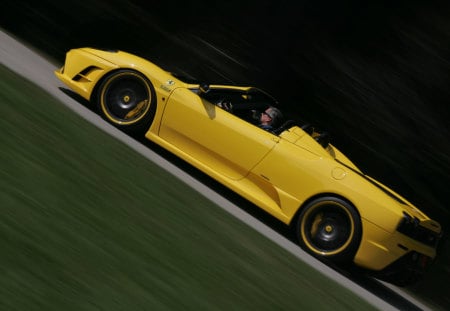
[62,87,426,311]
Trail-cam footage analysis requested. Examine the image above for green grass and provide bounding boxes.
[0,65,377,310]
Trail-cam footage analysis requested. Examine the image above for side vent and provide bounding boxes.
[72,66,100,82]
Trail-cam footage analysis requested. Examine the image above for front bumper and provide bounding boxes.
[54,49,117,101]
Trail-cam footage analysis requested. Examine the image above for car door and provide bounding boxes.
[159,88,278,180]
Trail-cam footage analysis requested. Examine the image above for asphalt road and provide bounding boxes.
[0,29,434,311]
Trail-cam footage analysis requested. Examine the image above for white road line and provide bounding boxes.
[2,28,425,311]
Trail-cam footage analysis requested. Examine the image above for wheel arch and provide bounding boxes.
[289,192,363,231]
[90,67,151,103]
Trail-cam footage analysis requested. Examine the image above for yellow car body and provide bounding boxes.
[55,48,442,286]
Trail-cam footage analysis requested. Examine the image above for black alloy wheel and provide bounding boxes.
[296,196,362,262]
[97,70,156,133]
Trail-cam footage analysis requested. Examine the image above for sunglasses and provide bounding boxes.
[262,112,272,119]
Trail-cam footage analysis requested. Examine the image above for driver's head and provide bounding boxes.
[264,107,283,127]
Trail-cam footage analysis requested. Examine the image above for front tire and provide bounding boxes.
[296,196,362,263]
[96,70,156,134]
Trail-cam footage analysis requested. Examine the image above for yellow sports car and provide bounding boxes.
[55,48,442,286]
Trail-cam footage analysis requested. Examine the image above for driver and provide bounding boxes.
[217,98,283,132]
[254,106,283,131]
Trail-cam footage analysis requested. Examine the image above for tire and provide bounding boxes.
[96,70,156,134]
[296,196,362,262]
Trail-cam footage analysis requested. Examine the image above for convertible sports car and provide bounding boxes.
[55,48,442,286]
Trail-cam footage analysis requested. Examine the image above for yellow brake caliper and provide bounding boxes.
[125,100,148,120]
[310,212,323,237]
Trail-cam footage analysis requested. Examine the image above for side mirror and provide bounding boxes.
[198,83,210,97]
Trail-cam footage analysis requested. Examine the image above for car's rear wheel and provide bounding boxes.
[296,196,362,262]
[97,70,156,134]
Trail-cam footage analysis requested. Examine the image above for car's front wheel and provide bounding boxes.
[96,70,156,134]
[296,196,362,263]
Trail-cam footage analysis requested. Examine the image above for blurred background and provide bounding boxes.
[1,0,449,308]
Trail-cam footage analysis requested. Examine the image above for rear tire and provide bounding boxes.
[96,70,156,134]
[296,196,362,263]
